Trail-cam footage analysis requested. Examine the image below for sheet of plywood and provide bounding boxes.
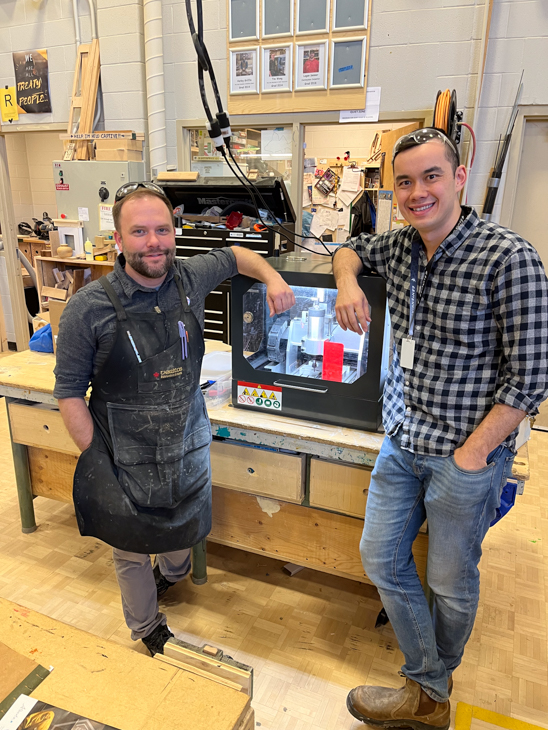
[9,403,80,456]
[0,598,251,730]
[211,440,304,503]
[209,486,428,584]
[156,171,199,181]
[380,121,421,193]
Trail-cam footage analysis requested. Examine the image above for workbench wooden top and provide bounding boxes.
[0,348,385,455]
[0,348,530,478]
[0,598,250,730]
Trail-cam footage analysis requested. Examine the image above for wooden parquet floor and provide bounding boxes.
[0,399,547,730]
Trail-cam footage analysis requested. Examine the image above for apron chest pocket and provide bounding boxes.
[107,400,210,509]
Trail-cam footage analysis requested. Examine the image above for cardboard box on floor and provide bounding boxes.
[48,300,67,353]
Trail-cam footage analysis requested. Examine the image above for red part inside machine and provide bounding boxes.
[322,341,344,382]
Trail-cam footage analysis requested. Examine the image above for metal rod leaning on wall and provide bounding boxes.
[482,72,523,221]
[0,134,30,351]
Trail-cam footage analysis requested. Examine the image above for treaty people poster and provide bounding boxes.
[12,49,52,114]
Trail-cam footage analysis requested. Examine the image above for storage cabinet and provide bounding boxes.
[204,282,231,342]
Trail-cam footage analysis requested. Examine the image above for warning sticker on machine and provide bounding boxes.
[237,381,282,410]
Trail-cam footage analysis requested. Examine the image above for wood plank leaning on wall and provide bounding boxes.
[0,134,29,351]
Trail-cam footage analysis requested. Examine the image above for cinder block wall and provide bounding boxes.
[5,132,63,223]
[97,0,147,133]
[1,0,547,222]
[0,0,87,125]
[466,0,548,216]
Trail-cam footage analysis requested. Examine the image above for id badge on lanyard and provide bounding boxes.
[402,242,434,370]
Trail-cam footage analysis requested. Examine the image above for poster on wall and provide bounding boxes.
[330,37,366,88]
[295,41,328,91]
[12,49,52,114]
[230,48,259,94]
[262,45,292,93]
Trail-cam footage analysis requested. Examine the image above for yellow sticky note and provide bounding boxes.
[0,87,18,122]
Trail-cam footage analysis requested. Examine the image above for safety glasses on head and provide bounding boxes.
[392,128,460,164]
[114,181,166,203]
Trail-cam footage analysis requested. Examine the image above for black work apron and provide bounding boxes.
[73,274,212,553]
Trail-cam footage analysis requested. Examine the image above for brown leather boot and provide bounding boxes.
[347,678,450,730]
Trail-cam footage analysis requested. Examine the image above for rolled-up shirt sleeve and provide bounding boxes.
[53,292,96,400]
[492,247,548,416]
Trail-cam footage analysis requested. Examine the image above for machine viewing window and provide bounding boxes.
[242,283,368,383]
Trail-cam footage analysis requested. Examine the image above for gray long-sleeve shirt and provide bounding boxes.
[53,249,237,400]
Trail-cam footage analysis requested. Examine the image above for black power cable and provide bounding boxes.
[223,147,333,257]
[183,0,334,257]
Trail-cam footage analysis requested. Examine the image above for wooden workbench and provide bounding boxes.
[0,598,252,730]
[0,348,529,587]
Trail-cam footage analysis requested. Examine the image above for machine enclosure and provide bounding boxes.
[231,256,390,432]
[163,177,295,342]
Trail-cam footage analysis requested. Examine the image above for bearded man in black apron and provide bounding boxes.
[54,183,295,655]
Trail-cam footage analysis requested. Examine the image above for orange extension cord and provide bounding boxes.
[434,89,451,133]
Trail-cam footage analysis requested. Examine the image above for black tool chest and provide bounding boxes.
[160,177,295,343]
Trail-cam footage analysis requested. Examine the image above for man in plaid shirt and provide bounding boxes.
[333,128,548,730]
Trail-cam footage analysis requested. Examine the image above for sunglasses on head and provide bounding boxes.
[114,181,166,203]
[392,128,459,163]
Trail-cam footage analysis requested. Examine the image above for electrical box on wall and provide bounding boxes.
[231,256,390,431]
[52,160,145,240]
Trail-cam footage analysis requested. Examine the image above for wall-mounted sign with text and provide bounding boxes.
[12,49,52,114]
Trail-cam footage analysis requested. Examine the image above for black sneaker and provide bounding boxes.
[153,563,176,598]
[142,623,174,657]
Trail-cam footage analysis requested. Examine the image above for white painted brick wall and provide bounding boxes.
[466,0,548,215]
[97,0,146,132]
[0,0,546,218]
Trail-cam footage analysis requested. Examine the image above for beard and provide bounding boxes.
[124,247,175,279]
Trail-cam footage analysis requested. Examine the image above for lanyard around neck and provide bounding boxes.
[409,241,436,338]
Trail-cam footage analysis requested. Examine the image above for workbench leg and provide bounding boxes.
[5,397,37,533]
[191,539,207,585]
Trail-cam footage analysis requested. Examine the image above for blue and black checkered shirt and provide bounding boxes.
[336,207,548,455]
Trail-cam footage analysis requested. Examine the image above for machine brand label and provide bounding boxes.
[197,197,235,206]
[229,232,244,237]
[157,366,183,379]
[237,381,282,410]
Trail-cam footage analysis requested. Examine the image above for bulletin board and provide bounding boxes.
[227,0,372,114]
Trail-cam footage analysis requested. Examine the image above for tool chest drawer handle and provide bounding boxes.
[273,381,329,394]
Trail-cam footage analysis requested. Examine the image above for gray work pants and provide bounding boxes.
[112,547,191,640]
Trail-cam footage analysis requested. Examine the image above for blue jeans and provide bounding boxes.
[360,431,514,702]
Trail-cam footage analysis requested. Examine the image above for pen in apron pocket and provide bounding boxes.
[126,331,142,363]
[178,321,188,360]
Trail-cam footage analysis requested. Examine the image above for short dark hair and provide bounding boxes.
[112,188,175,233]
[392,127,460,174]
